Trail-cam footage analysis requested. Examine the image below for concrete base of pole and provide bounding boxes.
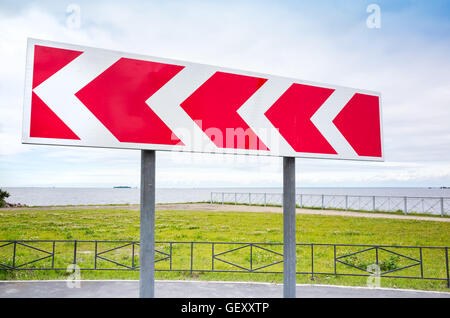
[283,157,296,298]
[139,150,156,298]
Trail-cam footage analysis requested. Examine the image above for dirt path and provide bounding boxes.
[2,203,449,222]
[158,203,450,222]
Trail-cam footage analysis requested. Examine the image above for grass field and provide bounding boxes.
[0,207,449,291]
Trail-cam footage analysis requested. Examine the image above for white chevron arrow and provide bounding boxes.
[33,49,119,144]
[237,78,296,156]
[310,88,358,158]
[146,66,218,152]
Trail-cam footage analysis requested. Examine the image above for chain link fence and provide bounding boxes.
[210,192,449,216]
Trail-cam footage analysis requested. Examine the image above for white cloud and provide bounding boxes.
[0,1,450,187]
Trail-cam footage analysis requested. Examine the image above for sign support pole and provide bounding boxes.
[283,157,296,298]
[140,150,156,298]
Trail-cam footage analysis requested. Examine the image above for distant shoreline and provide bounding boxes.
[3,187,450,209]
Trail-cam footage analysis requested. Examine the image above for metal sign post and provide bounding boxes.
[139,150,156,298]
[283,157,296,298]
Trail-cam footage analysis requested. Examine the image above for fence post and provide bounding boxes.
[250,244,253,272]
[52,241,56,269]
[419,247,423,278]
[210,192,213,204]
[190,242,194,277]
[132,243,135,269]
[300,194,303,208]
[375,247,379,265]
[373,196,376,212]
[345,195,348,211]
[264,193,267,207]
[441,197,445,217]
[212,243,215,271]
[333,245,337,275]
[249,193,251,205]
[235,193,237,205]
[169,243,173,271]
[404,197,408,215]
[222,192,224,205]
[446,247,449,289]
[94,241,98,269]
[73,240,77,265]
[12,241,17,269]
[321,195,324,209]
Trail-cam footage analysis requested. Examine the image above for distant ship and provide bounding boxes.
[113,186,131,189]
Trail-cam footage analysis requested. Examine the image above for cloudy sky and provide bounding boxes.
[0,0,449,188]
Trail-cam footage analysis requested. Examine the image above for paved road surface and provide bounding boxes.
[1,280,449,298]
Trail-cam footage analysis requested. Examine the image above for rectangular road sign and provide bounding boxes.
[22,38,383,161]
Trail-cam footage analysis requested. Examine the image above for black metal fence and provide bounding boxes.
[0,240,449,287]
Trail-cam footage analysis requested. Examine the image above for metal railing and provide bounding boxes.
[210,192,450,216]
[0,240,449,288]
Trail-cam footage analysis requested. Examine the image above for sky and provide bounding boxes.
[0,0,449,188]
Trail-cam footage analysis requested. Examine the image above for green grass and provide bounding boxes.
[25,201,210,208]
[0,207,449,291]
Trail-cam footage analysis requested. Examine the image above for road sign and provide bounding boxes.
[22,38,383,161]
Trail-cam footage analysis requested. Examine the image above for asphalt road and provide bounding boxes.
[1,280,449,298]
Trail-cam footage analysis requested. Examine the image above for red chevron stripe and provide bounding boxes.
[333,93,382,157]
[76,58,184,145]
[180,71,268,150]
[30,45,82,139]
[30,92,80,140]
[265,83,337,154]
[32,45,83,89]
